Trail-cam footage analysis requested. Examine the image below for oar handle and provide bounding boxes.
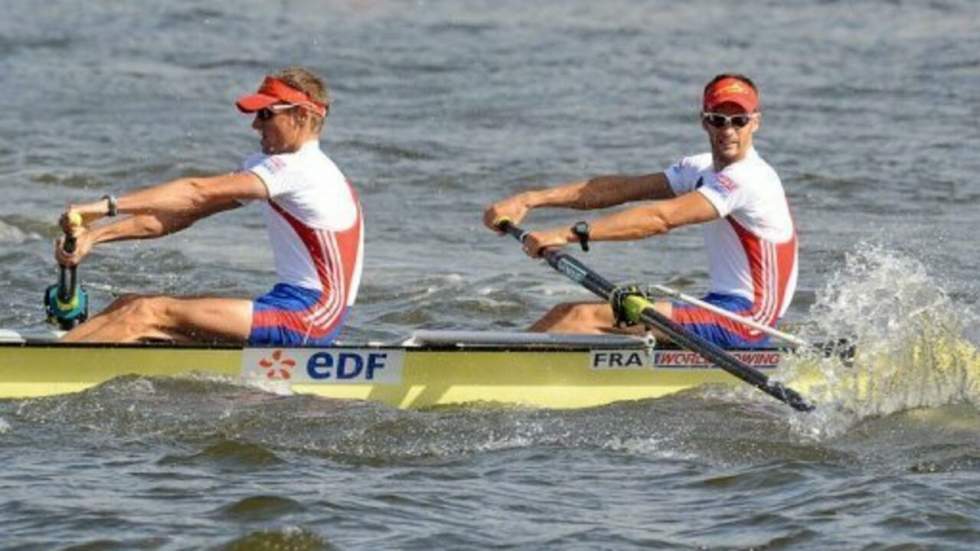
[497,218,572,263]
[63,232,77,254]
[497,218,611,286]
[495,218,524,241]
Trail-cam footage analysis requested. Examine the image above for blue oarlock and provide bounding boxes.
[44,275,89,330]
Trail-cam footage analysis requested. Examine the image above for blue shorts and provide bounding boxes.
[671,293,771,349]
[249,283,348,346]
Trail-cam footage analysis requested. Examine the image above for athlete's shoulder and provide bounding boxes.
[242,152,265,171]
[243,151,297,178]
[293,142,343,177]
[721,149,781,188]
[316,150,346,180]
[665,152,713,190]
[675,152,714,171]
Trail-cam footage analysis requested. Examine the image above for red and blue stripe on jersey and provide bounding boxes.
[249,187,363,346]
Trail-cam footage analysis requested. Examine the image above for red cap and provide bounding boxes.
[235,77,327,117]
[702,77,759,113]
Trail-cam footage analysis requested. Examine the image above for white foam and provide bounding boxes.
[602,435,696,460]
[784,244,980,438]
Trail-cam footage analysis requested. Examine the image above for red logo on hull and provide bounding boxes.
[258,349,296,380]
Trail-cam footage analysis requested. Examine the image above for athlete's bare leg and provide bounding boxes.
[61,295,253,343]
[529,300,673,337]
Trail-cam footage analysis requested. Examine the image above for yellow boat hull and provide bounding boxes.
[0,342,782,409]
[5,329,973,410]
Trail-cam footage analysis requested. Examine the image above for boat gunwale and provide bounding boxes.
[0,340,788,353]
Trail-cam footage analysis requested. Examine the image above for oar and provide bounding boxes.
[44,212,89,330]
[497,219,815,412]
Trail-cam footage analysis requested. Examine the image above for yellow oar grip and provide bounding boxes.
[66,211,83,228]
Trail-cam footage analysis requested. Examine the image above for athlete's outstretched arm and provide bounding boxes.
[55,200,242,267]
[483,172,674,230]
[521,191,720,257]
[62,171,268,227]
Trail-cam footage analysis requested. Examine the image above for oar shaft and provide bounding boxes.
[56,228,79,303]
[499,220,814,412]
[648,284,809,348]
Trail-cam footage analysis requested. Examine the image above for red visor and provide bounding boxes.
[236,77,327,117]
[703,77,759,113]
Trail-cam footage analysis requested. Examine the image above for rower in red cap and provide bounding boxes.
[54,66,364,345]
[484,74,797,349]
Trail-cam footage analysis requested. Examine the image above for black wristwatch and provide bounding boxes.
[102,194,118,217]
[572,221,590,252]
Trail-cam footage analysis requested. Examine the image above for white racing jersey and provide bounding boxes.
[664,148,797,326]
[243,140,363,309]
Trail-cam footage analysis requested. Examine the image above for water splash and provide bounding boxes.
[807,243,965,347]
[787,244,979,438]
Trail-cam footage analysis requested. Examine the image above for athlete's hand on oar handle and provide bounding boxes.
[60,197,114,230]
[520,227,574,258]
[54,211,92,267]
[483,194,532,234]
[493,218,573,258]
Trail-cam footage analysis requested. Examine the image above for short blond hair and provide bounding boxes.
[272,66,330,130]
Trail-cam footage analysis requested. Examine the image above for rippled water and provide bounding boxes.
[1,1,979,549]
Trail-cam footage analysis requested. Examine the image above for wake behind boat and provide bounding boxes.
[1,329,811,409]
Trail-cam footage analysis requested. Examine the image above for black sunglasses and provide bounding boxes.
[702,112,755,129]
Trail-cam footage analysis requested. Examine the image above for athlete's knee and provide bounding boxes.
[554,302,607,324]
[113,295,174,327]
[544,302,577,319]
[103,293,140,312]
[536,302,611,332]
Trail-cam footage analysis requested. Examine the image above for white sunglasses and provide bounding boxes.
[701,112,757,128]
